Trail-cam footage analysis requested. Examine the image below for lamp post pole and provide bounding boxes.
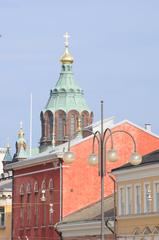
[100,100,105,240]
[63,101,142,240]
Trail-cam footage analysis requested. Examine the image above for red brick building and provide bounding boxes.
[7,119,159,240]
[6,35,159,240]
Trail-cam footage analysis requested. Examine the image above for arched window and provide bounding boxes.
[81,111,89,129]
[34,181,38,227]
[34,181,38,193]
[26,184,31,226]
[49,178,54,191]
[41,180,46,190]
[26,183,31,194]
[70,114,76,137]
[19,184,25,227]
[20,184,25,195]
[58,113,65,141]
[49,178,54,225]
[45,111,53,141]
[41,180,46,226]
[81,114,85,129]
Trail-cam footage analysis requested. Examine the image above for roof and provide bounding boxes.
[112,149,159,172]
[5,118,159,171]
[44,64,90,113]
[3,148,12,162]
[62,194,114,223]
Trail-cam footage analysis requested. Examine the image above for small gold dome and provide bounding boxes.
[60,50,74,64]
[60,32,74,64]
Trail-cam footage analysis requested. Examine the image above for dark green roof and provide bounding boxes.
[112,149,159,172]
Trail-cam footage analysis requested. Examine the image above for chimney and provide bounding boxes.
[145,123,151,132]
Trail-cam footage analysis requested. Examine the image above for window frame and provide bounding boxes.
[125,184,132,215]
[118,186,125,216]
[134,184,141,214]
[144,182,151,213]
[0,206,5,228]
[153,181,159,212]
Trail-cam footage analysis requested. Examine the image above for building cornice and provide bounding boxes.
[113,163,159,182]
[56,220,112,237]
[5,152,62,171]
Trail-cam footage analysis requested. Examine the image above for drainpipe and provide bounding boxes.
[11,170,14,240]
[59,159,63,222]
[108,173,117,240]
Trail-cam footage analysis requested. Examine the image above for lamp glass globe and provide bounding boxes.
[129,152,142,165]
[63,151,75,164]
[88,153,98,166]
[107,149,118,162]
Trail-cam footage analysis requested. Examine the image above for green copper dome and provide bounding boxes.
[45,63,90,113]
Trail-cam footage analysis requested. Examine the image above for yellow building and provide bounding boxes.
[112,149,159,240]
[0,179,12,240]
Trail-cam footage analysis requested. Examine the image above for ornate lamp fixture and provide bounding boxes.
[63,101,142,240]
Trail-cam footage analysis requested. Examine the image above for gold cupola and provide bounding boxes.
[60,32,74,64]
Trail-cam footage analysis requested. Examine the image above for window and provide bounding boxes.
[154,182,159,212]
[119,187,125,216]
[49,178,54,192]
[20,184,25,227]
[26,184,31,226]
[34,181,39,227]
[49,179,54,225]
[58,113,65,141]
[134,185,141,214]
[81,115,85,129]
[70,114,75,137]
[20,195,24,227]
[34,192,38,227]
[20,184,25,195]
[41,180,46,226]
[34,181,39,194]
[144,183,151,213]
[0,207,5,227]
[126,185,132,215]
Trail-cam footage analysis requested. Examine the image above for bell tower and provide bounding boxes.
[40,33,93,151]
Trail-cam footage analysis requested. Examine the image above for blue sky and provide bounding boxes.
[0,0,159,152]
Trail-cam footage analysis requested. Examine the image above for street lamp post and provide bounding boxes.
[63,101,142,240]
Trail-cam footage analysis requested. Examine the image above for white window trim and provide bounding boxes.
[125,184,132,215]
[153,181,159,212]
[134,183,141,214]
[118,186,125,216]
[144,182,151,213]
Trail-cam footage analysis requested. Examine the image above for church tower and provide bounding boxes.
[14,122,27,161]
[40,33,93,151]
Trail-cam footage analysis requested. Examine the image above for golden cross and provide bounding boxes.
[64,32,70,48]
[20,121,23,129]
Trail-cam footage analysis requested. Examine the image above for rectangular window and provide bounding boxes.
[126,185,132,215]
[154,182,159,212]
[144,183,151,213]
[119,187,125,216]
[0,207,5,227]
[20,195,24,227]
[35,193,38,227]
[27,194,31,226]
[135,185,141,214]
